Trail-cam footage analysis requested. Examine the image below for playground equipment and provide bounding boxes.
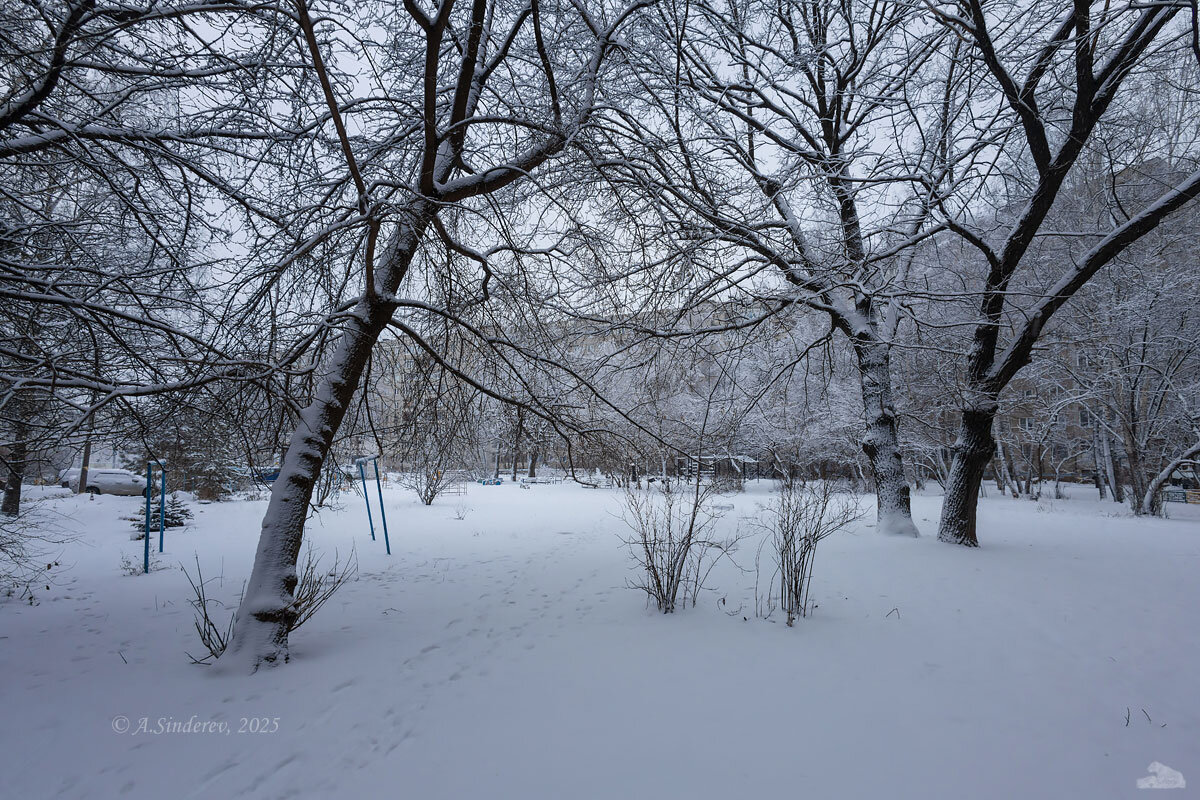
[143,462,166,574]
[354,455,391,555]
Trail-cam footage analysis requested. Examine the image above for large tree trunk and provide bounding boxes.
[937,409,996,547]
[1,434,26,516]
[223,206,431,671]
[1124,430,1152,515]
[853,338,918,537]
[528,450,538,478]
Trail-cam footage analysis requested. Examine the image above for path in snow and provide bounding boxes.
[1,482,1197,799]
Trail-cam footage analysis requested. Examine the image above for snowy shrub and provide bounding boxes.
[288,545,358,633]
[401,466,464,506]
[755,479,860,625]
[389,356,482,506]
[184,546,355,664]
[619,477,734,613]
[120,551,166,575]
[183,556,239,664]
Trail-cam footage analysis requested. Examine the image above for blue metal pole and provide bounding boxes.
[159,467,166,552]
[144,463,151,574]
[373,459,391,555]
[358,461,376,541]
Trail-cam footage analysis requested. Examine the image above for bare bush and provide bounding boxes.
[0,502,66,603]
[619,477,735,613]
[289,546,357,632]
[183,557,239,664]
[185,546,355,664]
[756,479,861,625]
[402,466,464,507]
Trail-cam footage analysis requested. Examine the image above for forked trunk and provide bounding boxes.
[937,409,996,547]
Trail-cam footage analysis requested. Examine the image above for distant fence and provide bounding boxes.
[1163,488,1200,504]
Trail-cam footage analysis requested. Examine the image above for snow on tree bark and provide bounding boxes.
[223,205,433,671]
[853,337,917,537]
[1140,440,1200,517]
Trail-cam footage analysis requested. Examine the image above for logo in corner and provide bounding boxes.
[1138,762,1186,790]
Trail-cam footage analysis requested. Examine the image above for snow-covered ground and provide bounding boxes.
[1,481,1197,799]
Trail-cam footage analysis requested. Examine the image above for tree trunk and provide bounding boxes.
[528,450,538,478]
[853,338,918,536]
[1006,447,1022,498]
[224,204,432,672]
[510,410,523,483]
[77,436,92,496]
[1101,433,1124,504]
[995,439,1018,497]
[1141,439,1200,516]
[937,409,995,547]
[1,435,26,516]
[1125,433,1150,515]
[1091,430,1107,499]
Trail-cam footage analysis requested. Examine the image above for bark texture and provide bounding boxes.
[853,338,918,537]
[1,435,26,516]
[224,205,432,670]
[936,409,995,547]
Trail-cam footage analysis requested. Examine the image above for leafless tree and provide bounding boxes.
[225,0,652,670]
[584,0,970,535]
[922,1,1200,544]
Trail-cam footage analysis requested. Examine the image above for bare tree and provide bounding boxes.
[587,0,967,535]
[225,0,651,670]
[925,1,1200,545]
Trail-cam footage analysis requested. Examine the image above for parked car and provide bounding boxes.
[64,468,147,496]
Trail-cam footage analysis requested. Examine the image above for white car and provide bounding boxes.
[64,468,147,496]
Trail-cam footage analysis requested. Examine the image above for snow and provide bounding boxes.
[1,482,1198,799]
[877,507,920,537]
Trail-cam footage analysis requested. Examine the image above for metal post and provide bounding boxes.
[144,463,151,574]
[159,467,166,552]
[357,461,376,541]
[373,459,391,555]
